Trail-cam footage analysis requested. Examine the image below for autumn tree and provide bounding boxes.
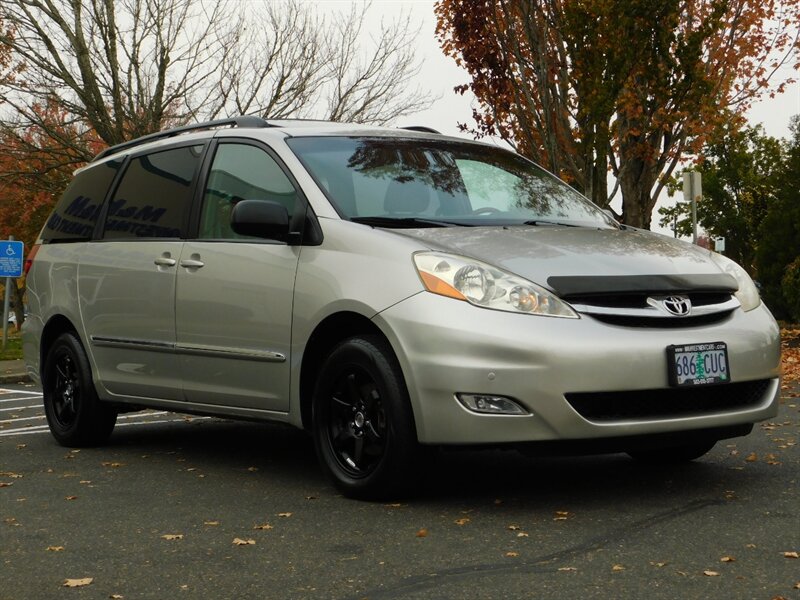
[435,0,800,228]
[0,0,432,166]
[657,122,786,272]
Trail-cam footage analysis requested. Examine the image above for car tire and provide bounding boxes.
[42,331,117,447]
[627,440,716,464]
[312,335,421,500]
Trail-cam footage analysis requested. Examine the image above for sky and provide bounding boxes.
[329,0,800,237]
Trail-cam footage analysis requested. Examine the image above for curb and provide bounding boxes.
[0,373,31,384]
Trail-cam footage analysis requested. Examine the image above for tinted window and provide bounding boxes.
[103,145,203,239]
[41,159,122,242]
[199,143,296,240]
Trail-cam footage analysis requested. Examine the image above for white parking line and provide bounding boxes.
[0,397,43,404]
[0,415,210,437]
[0,389,42,396]
[0,405,41,412]
[0,424,49,436]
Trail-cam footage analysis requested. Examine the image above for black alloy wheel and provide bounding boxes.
[312,335,421,499]
[43,331,117,447]
[327,367,389,478]
[50,349,79,429]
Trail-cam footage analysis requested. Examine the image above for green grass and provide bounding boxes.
[0,335,23,361]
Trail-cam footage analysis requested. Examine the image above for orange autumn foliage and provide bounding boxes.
[435,0,800,228]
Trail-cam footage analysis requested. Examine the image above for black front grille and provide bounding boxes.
[567,291,733,310]
[565,379,773,422]
[587,311,734,328]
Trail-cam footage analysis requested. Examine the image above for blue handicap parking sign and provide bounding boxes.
[0,241,24,278]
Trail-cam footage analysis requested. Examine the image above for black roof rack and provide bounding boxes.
[92,116,273,162]
[399,126,442,134]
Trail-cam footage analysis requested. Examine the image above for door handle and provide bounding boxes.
[154,257,177,267]
[180,259,205,269]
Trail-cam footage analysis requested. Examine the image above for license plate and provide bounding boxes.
[667,342,730,387]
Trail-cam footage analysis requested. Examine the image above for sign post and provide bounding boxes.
[682,171,702,245]
[1,237,24,352]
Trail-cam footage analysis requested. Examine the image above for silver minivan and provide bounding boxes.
[23,117,782,498]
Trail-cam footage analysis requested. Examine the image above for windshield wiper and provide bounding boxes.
[523,220,582,228]
[350,216,469,228]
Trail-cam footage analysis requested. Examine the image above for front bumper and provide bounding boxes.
[374,294,781,445]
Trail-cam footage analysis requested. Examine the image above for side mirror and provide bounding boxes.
[231,200,290,242]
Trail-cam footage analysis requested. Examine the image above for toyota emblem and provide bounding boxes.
[661,295,692,316]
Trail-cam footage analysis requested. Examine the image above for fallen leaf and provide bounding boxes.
[553,511,571,521]
[385,503,404,508]
[493,499,503,505]
[277,512,292,518]
[253,524,273,530]
[63,578,93,588]
[110,595,124,599]
[650,561,668,568]
[0,482,13,488]
[746,544,757,548]
[784,551,799,559]
[794,582,800,590]
[507,525,521,531]
[232,538,255,546]
[415,528,428,538]
[703,570,720,577]
[16,444,26,449]
[558,567,577,572]
[0,472,22,478]
[720,556,736,562]
[79,480,91,485]
[516,532,529,538]
[204,521,220,526]
[161,534,184,541]
[305,496,318,500]
[65,495,77,501]
[101,462,125,468]
[247,466,258,472]
[745,453,758,462]
[612,564,625,572]
[454,518,470,526]
[505,551,519,557]
[46,546,64,552]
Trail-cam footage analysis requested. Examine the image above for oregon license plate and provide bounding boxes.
[667,342,730,387]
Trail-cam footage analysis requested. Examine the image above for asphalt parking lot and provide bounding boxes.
[2,381,798,600]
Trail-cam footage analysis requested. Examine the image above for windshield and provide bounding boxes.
[286,136,616,228]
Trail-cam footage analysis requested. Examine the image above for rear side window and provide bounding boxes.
[41,159,122,242]
[103,145,203,239]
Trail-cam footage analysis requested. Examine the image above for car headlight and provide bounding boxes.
[708,252,761,311]
[413,252,578,318]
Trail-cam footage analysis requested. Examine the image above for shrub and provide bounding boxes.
[782,258,800,322]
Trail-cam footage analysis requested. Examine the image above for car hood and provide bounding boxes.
[392,225,734,294]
